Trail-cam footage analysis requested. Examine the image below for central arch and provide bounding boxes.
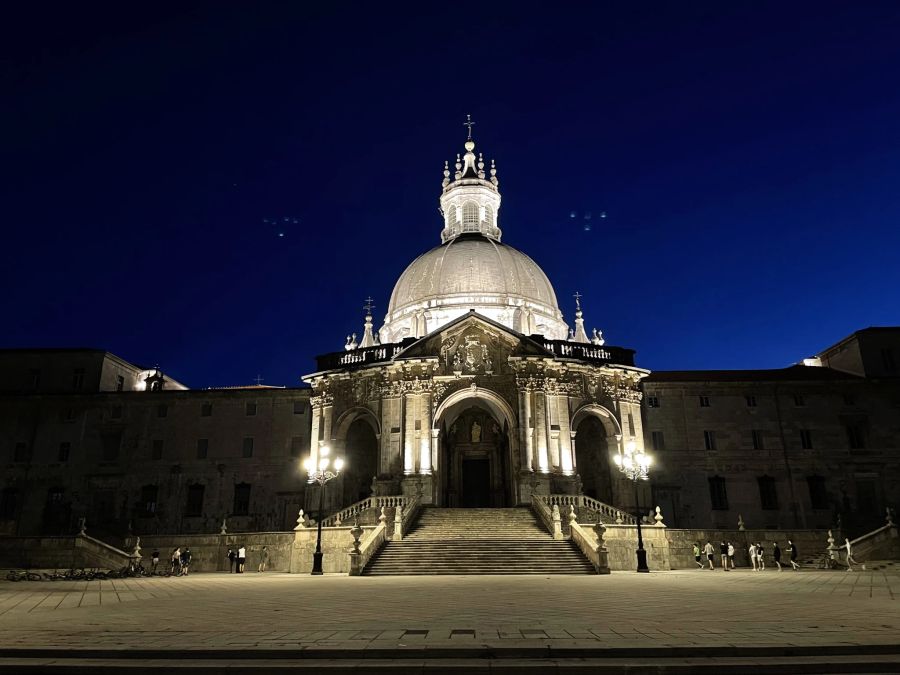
[570,404,622,505]
[432,387,518,507]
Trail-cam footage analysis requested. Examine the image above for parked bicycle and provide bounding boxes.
[6,570,42,582]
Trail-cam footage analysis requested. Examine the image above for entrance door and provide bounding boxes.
[461,458,490,507]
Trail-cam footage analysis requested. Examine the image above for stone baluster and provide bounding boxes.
[551,504,562,540]
[615,511,623,525]
[379,507,387,526]
[568,505,577,526]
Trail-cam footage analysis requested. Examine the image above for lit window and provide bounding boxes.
[462,202,478,231]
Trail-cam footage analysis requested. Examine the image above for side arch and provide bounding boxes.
[571,403,622,438]
[333,406,381,441]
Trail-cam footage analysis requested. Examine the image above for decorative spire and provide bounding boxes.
[464,113,475,140]
[571,292,590,343]
[359,297,377,348]
[442,160,450,188]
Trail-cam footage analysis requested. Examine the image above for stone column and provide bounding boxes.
[521,388,534,472]
[534,389,549,473]
[420,392,432,474]
[403,392,415,475]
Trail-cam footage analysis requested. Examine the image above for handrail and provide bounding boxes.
[539,494,636,525]
[530,494,562,539]
[321,495,410,528]
[350,520,387,576]
[847,523,898,561]
[395,493,423,540]
[569,521,609,574]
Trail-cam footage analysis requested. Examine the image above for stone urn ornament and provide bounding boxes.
[350,517,363,555]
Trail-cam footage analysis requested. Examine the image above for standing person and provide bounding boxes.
[844,538,859,571]
[692,542,703,569]
[703,541,715,570]
[787,539,800,570]
[773,542,782,571]
[170,547,181,575]
[151,549,160,574]
[757,542,766,571]
[258,546,269,573]
[749,542,758,571]
[181,547,192,576]
[727,542,735,570]
[227,548,236,573]
[237,544,246,573]
[719,541,729,571]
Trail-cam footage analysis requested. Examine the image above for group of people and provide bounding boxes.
[149,547,193,576]
[225,545,269,573]
[694,539,802,571]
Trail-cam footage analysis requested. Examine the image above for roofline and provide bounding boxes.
[816,326,900,357]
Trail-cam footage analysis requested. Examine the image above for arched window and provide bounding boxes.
[484,205,494,228]
[462,202,479,232]
[446,204,459,228]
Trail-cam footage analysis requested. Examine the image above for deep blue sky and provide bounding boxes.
[3,2,900,387]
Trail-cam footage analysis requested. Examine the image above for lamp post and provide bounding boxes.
[613,436,652,573]
[303,446,344,576]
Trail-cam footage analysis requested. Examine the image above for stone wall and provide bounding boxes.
[0,534,136,570]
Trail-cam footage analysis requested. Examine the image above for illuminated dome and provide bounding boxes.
[379,132,569,343]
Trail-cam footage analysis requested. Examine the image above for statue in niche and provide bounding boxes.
[471,420,482,443]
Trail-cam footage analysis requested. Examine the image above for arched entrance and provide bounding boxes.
[333,408,380,509]
[571,405,621,505]
[433,388,517,508]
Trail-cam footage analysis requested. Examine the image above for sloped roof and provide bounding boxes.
[645,364,862,383]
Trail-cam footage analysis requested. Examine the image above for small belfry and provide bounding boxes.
[439,115,502,244]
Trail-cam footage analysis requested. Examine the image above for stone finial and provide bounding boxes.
[738,514,745,531]
[887,507,896,527]
[378,506,387,524]
[654,506,666,527]
[77,517,87,536]
[568,505,577,525]
[827,529,835,549]
[350,517,363,555]
[220,517,228,535]
[594,519,607,550]
[551,504,561,522]
[131,536,141,557]
[615,511,624,525]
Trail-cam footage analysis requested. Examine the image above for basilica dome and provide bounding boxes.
[380,233,569,343]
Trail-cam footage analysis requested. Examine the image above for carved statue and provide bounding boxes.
[471,420,482,443]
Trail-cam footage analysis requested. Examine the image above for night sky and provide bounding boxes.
[4,2,900,388]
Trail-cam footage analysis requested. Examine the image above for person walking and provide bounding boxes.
[757,542,766,571]
[703,541,715,570]
[227,548,236,573]
[151,549,160,574]
[237,544,246,573]
[787,539,800,570]
[719,541,729,571]
[749,542,758,571]
[727,541,735,570]
[844,538,859,571]
[773,542,782,571]
[180,547,192,576]
[170,547,181,575]
[692,542,703,569]
[258,546,269,573]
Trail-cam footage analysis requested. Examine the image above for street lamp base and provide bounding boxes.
[636,547,650,573]
[311,551,324,575]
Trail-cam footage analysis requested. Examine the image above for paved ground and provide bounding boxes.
[0,567,898,671]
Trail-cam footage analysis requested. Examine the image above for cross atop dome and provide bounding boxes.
[439,118,502,244]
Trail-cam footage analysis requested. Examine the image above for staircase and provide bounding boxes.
[363,507,595,575]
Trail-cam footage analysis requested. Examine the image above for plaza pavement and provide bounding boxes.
[0,566,898,672]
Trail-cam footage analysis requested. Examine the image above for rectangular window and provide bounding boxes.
[58,442,71,462]
[807,476,828,510]
[233,483,251,516]
[157,404,168,418]
[708,476,728,510]
[758,476,779,510]
[843,393,855,406]
[799,429,813,449]
[101,432,121,461]
[0,487,18,518]
[72,368,85,390]
[745,395,757,407]
[846,424,866,449]
[13,442,29,462]
[110,405,123,420]
[196,438,208,459]
[185,484,205,517]
[883,348,897,373]
[242,437,254,458]
[29,369,41,390]
[751,429,764,450]
[115,375,125,392]
[245,402,257,416]
[793,393,805,407]
[140,485,158,516]
[703,430,716,451]
[201,402,213,417]
[699,395,710,408]
[290,436,304,457]
[627,413,635,436]
[646,395,659,408]
[293,400,305,415]
[650,431,665,452]
[151,439,164,460]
